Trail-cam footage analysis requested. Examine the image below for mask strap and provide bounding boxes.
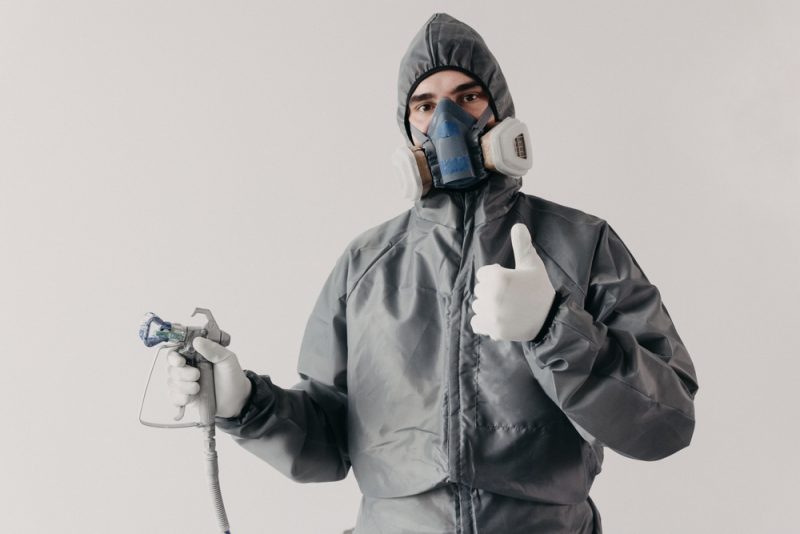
[408,124,429,147]
[473,106,495,133]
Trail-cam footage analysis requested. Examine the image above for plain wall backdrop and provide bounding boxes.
[1,1,798,533]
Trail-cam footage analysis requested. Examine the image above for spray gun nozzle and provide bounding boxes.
[138,312,184,347]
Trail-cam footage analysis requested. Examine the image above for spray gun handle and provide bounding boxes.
[190,309,227,425]
[196,360,217,426]
[171,348,217,424]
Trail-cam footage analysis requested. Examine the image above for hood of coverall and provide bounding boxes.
[397,13,516,143]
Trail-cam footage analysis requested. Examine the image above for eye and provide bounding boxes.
[461,92,481,103]
[415,103,433,113]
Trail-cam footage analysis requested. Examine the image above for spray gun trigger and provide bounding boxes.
[191,308,231,347]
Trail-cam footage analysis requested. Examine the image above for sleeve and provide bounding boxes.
[215,252,351,482]
[522,222,699,461]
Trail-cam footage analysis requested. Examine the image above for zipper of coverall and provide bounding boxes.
[450,189,477,534]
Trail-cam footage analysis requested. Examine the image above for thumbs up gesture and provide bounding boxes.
[470,223,556,342]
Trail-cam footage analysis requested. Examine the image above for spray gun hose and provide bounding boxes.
[197,360,231,534]
[203,424,231,534]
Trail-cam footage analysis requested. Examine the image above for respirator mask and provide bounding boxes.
[392,97,532,201]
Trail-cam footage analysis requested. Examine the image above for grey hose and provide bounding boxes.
[203,424,231,534]
[196,359,231,534]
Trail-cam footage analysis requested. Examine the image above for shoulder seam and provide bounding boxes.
[342,231,411,303]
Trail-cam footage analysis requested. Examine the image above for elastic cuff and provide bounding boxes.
[531,290,566,345]
[215,370,275,429]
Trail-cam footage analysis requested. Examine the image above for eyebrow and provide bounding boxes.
[409,81,484,105]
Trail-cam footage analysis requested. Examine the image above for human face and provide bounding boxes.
[407,70,496,142]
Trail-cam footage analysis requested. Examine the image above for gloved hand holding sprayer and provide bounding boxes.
[166,337,251,420]
[138,308,251,534]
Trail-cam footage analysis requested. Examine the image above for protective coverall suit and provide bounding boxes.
[216,13,699,534]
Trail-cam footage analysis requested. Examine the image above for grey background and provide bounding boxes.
[1,1,798,533]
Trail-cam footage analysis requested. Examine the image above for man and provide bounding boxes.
[167,13,699,533]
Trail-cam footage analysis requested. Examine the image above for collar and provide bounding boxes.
[412,174,522,229]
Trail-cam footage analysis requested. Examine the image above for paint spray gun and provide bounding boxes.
[138,308,232,534]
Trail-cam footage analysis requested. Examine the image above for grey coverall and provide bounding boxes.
[217,13,699,534]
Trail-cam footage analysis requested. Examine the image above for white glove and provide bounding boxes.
[166,337,253,418]
[470,223,556,342]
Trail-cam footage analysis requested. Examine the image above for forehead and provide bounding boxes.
[411,70,480,98]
